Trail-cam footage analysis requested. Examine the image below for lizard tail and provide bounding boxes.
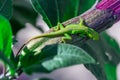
[16,31,64,55]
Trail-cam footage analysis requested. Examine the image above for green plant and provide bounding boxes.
[0,0,119,80]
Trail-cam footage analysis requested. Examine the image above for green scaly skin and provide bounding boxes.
[17,18,99,54]
[26,18,99,43]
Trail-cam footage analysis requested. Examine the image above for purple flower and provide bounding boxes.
[96,0,120,20]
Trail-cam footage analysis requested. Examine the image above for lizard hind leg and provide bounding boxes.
[61,33,72,43]
[87,29,99,40]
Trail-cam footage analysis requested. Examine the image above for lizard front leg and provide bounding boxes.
[54,22,65,31]
[61,33,72,43]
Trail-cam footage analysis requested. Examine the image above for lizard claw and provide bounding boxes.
[60,38,66,43]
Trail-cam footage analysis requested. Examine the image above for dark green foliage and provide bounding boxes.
[0,51,15,75]
[0,15,15,75]
[0,0,119,80]
[0,0,13,19]
[20,44,95,74]
[30,0,96,27]
[39,78,53,80]
[85,64,107,80]
[82,32,119,80]
[0,77,9,80]
[104,63,117,80]
[0,15,12,58]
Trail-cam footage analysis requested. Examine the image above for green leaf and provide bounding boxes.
[39,78,53,80]
[30,0,97,27]
[21,43,95,74]
[104,63,117,80]
[0,15,12,58]
[0,77,9,80]
[42,44,95,71]
[10,51,19,69]
[0,51,15,75]
[101,32,120,55]
[85,64,107,80]
[81,32,120,80]
[0,15,15,75]
[19,47,39,68]
[0,0,13,19]
[100,32,120,64]
[82,41,108,80]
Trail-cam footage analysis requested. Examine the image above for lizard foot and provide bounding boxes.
[61,34,72,43]
[87,28,99,40]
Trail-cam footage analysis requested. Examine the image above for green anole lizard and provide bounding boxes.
[17,18,99,55]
